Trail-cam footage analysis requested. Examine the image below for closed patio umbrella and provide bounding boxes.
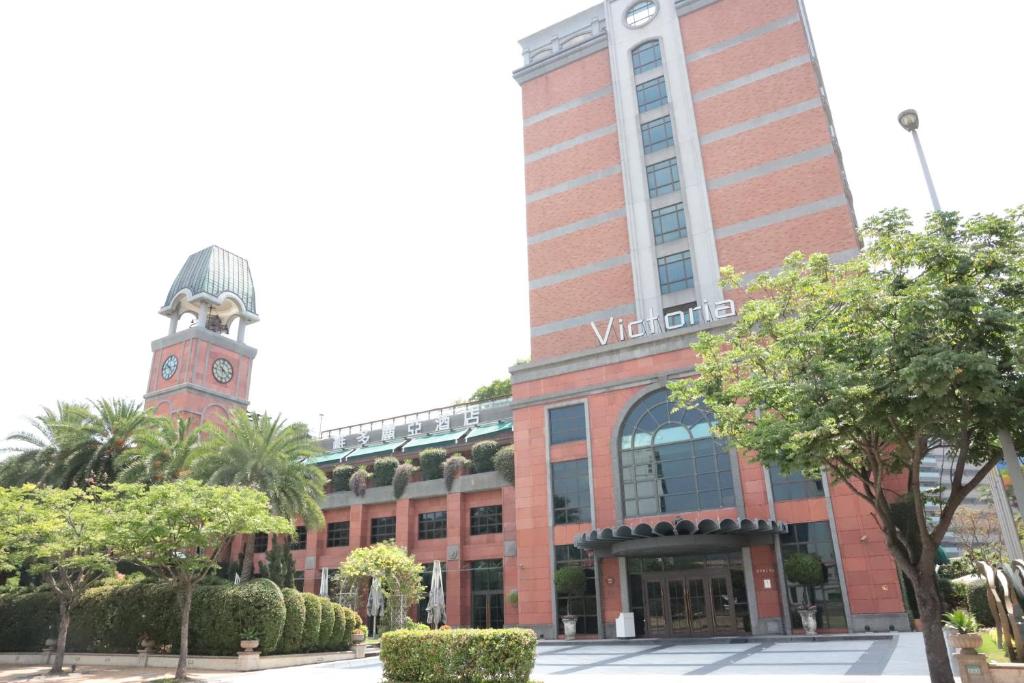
[320,568,330,597]
[367,576,385,637]
[426,560,446,628]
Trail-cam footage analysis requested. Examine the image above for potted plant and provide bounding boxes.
[555,566,588,641]
[138,632,156,653]
[239,627,260,653]
[943,609,982,652]
[351,627,366,643]
[784,553,826,636]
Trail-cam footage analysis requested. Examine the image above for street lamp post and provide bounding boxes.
[897,108,1024,561]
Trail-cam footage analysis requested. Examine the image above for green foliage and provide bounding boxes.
[554,566,586,616]
[117,416,199,484]
[351,467,369,497]
[967,580,995,627]
[943,608,979,634]
[443,455,469,491]
[419,449,447,481]
[340,541,424,633]
[938,557,977,580]
[783,553,825,588]
[0,591,59,651]
[393,462,417,498]
[300,592,322,652]
[188,579,286,655]
[494,446,515,484]
[468,378,512,403]
[372,456,399,487]
[328,603,346,650]
[332,464,355,492]
[470,441,500,474]
[317,596,335,649]
[261,541,296,590]
[380,628,537,683]
[277,588,306,654]
[938,577,957,612]
[341,605,362,648]
[66,582,179,653]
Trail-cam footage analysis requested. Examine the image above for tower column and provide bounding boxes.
[237,318,247,343]
[197,303,210,329]
[167,310,180,336]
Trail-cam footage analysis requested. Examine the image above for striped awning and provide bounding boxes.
[575,517,787,553]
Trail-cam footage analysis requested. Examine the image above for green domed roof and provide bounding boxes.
[163,246,257,317]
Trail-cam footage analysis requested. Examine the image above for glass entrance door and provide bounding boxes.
[642,571,736,637]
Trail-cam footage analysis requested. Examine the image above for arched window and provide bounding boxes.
[631,40,662,75]
[619,389,735,517]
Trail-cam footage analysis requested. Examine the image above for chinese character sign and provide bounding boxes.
[382,423,396,442]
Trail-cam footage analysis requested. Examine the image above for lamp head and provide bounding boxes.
[898,109,920,132]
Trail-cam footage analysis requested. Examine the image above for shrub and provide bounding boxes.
[554,566,587,616]
[373,456,400,487]
[190,579,286,655]
[967,579,995,627]
[393,461,417,498]
[0,590,58,651]
[494,446,515,483]
[938,556,976,580]
[419,448,447,480]
[341,606,362,649]
[300,592,323,651]
[380,628,537,683]
[332,464,355,492]
[351,467,369,497]
[67,582,179,653]
[328,603,346,650]
[277,588,306,654]
[442,455,470,491]
[471,441,500,473]
[317,597,336,649]
[938,577,957,612]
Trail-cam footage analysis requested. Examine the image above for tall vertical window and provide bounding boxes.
[293,571,305,592]
[552,459,592,524]
[657,251,694,293]
[326,521,350,548]
[555,545,598,634]
[549,404,586,445]
[418,511,447,540]
[641,116,674,154]
[290,526,307,551]
[770,464,824,501]
[471,560,504,628]
[651,203,686,244]
[636,76,668,113]
[371,516,396,543]
[781,522,847,631]
[646,158,680,197]
[470,505,503,535]
[632,40,662,74]
[254,533,268,554]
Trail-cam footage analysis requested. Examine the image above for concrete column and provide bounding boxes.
[237,318,247,344]
[197,303,210,329]
[395,498,412,549]
[167,311,180,336]
[446,490,466,626]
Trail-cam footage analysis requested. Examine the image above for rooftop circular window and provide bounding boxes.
[625,1,658,28]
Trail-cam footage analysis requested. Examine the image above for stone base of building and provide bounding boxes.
[850,612,911,633]
[0,649,357,672]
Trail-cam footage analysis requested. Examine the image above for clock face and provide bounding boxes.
[161,355,178,380]
[212,358,234,384]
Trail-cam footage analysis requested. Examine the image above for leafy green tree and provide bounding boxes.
[116,416,199,483]
[670,208,1024,683]
[54,399,155,488]
[468,377,512,403]
[107,481,292,681]
[191,410,326,580]
[0,402,92,486]
[339,541,424,632]
[259,540,296,590]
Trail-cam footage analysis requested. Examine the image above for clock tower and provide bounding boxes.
[144,246,259,425]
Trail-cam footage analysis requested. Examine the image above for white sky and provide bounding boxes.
[0,1,1021,442]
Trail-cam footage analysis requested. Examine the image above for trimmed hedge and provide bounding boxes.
[471,441,500,473]
[188,579,286,655]
[300,592,322,651]
[332,464,355,492]
[419,448,447,480]
[277,588,306,654]
[67,582,179,653]
[380,628,537,683]
[317,596,336,649]
[967,579,995,627]
[373,456,400,487]
[0,591,59,651]
[494,446,514,484]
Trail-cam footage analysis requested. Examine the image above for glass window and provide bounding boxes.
[370,516,396,543]
[781,522,847,631]
[646,158,680,197]
[652,203,686,244]
[770,464,825,501]
[555,545,598,635]
[254,533,268,554]
[641,116,674,154]
[657,251,694,294]
[552,459,592,524]
[549,404,586,445]
[289,526,307,551]
[418,511,447,540]
[471,560,504,628]
[619,389,735,517]
[293,571,305,593]
[625,1,658,28]
[326,521,350,548]
[417,562,447,623]
[632,40,661,74]
[636,76,668,113]
[470,505,503,535]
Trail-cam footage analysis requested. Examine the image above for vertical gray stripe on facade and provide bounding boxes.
[582,399,603,637]
[692,55,811,102]
[529,254,631,290]
[700,99,821,145]
[525,125,618,163]
[764,464,793,635]
[686,14,800,63]
[523,86,613,127]
[527,209,627,246]
[821,471,854,632]
[525,165,621,204]
[706,144,833,190]
[543,407,558,638]
[531,303,635,338]
[715,194,848,239]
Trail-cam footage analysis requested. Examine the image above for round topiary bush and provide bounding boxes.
[471,440,500,473]
[393,461,417,498]
[381,628,537,683]
[967,579,995,627]
[277,588,306,654]
[332,464,355,492]
[300,592,322,652]
[317,596,336,650]
[442,455,470,491]
[373,456,400,487]
[419,448,447,480]
[190,578,286,655]
[494,445,515,484]
[351,467,370,497]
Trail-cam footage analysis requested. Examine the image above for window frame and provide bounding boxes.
[326,521,350,548]
[290,526,307,551]
[641,115,674,154]
[631,40,662,75]
[469,505,503,535]
[657,250,694,294]
[646,157,680,197]
[651,202,687,244]
[552,459,592,525]
[549,404,587,445]
[417,510,448,540]
[370,516,397,543]
[636,76,668,113]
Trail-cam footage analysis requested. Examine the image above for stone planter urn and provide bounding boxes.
[240,639,260,653]
[562,616,578,640]
[352,630,365,644]
[353,642,366,659]
[139,637,156,653]
[797,607,818,636]
[948,632,983,653]
[43,638,56,652]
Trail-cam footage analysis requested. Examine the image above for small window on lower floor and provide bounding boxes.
[371,516,397,543]
[657,251,694,294]
[254,533,268,554]
[470,505,503,535]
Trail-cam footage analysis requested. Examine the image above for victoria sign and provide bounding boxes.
[590,299,737,347]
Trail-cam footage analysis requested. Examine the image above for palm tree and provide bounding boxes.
[50,399,155,488]
[0,402,92,486]
[191,410,326,579]
[116,416,199,484]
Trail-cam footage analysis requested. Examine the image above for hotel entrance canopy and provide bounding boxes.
[574,518,787,557]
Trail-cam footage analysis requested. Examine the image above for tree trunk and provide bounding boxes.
[912,568,954,683]
[241,534,255,581]
[175,582,194,681]
[50,598,71,674]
